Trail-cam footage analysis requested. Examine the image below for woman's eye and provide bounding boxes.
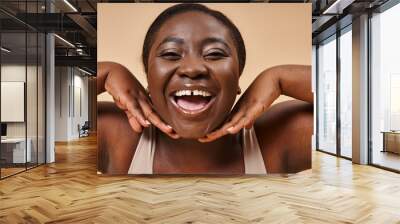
[160,52,181,60]
[204,51,227,60]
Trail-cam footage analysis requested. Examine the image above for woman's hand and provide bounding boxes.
[98,62,179,138]
[198,65,312,142]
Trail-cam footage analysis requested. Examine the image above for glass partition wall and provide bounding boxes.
[370,2,400,171]
[0,2,46,179]
[317,35,337,155]
[316,25,353,159]
[339,27,352,159]
[0,31,27,177]
[316,0,400,172]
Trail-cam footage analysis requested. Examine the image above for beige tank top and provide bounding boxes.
[128,126,267,174]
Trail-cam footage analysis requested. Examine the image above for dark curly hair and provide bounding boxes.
[142,3,246,75]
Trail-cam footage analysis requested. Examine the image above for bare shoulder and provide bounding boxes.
[97,101,141,174]
[254,100,313,173]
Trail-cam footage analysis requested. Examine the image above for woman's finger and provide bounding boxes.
[198,121,232,142]
[138,98,161,127]
[226,116,247,134]
[138,99,179,139]
[230,102,265,131]
[250,102,267,118]
[199,100,268,142]
[199,120,235,142]
[113,96,125,109]
[223,106,251,133]
[199,111,245,142]
[244,117,254,129]
[125,100,149,127]
[243,102,268,129]
[198,128,228,142]
[149,111,180,139]
[164,131,180,139]
[144,107,172,133]
[126,111,143,133]
[230,106,263,132]
[113,94,149,128]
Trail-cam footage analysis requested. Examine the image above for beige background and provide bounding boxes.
[97,3,311,102]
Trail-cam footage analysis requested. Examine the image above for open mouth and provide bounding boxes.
[170,89,216,115]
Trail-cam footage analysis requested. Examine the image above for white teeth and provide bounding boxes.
[174,90,212,97]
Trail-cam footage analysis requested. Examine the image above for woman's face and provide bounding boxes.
[147,11,240,139]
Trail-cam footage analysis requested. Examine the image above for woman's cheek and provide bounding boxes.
[222,77,239,110]
[147,61,171,90]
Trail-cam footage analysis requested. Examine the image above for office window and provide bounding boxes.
[317,36,337,154]
[371,2,400,171]
[339,28,352,158]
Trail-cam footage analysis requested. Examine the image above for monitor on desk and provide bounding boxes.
[1,123,7,138]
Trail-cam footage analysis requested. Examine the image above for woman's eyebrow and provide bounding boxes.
[157,36,184,48]
[201,37,231,51]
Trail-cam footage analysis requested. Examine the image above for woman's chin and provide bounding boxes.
[172,126,211,140]
[175,131,207,139]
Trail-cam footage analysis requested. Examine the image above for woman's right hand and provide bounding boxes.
[98,62,179,138]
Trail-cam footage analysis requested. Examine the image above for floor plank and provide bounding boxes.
[1,135,400,223]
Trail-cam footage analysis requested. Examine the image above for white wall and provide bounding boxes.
[1,65,37,138]
[76,70,89,139]
[54,67,89,141]
[1,63,46,164]
[55,67,69,141]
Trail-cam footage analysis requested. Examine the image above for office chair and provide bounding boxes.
[79,121,90,138]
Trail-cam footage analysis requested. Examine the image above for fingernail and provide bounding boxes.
[227,127,234,133]
[145,120,151,125]
[166,125,173,129]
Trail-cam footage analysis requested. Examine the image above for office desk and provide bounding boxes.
[1,138,32,163]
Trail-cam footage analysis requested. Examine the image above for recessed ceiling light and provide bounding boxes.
[323,0,355,15]
[63,0,78,12]
[77,67,93,76]
[1,47,11,53]
[54,34,75,48]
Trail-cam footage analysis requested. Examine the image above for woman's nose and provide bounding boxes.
[176,55,208,79]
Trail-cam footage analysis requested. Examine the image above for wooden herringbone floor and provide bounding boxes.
[1,135,400,224]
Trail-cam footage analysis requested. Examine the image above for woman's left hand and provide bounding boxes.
[198,65,312,142]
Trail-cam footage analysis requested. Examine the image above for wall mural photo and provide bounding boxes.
[97,3,313,175]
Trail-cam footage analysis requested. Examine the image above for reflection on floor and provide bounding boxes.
[0,135,400,223]
[0,163,42,178]
[373,150,400,171]
[1,167,25,178]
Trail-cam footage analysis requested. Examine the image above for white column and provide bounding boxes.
[352,14,369,164]
[46,32,55,163]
